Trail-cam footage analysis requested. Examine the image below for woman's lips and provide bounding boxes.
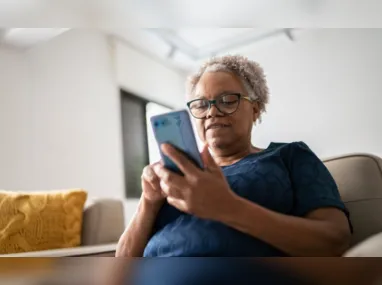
[206,124,230,130]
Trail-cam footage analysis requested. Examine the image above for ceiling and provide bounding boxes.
[109,28,300,72]
[1,2,381,72]
[2,0,381,28]
[0,28,299,72]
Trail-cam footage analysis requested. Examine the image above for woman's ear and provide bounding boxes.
[252,102,260,122]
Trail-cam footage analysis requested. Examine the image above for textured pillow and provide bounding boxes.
[0,189,87,254]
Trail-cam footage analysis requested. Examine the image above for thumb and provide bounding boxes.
[201,143,217,169]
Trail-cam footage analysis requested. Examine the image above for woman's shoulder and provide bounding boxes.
[223,141,317,170]
[266,141,320,163]
[266,141,324,170]
[268,141,310,151]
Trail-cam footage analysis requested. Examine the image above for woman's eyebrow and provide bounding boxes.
[195,91,240,99]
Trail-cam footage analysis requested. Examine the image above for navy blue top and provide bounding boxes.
[143,141,351,257]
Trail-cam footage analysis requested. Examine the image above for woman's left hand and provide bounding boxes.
[153,143,239,221]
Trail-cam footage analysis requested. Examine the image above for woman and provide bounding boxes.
[116,55,352,258]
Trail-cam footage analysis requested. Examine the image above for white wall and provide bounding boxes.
[0,30,187,223]
[0,30,126,199]
[114,40,186,109]
[25,30,126,199]
[0,48,32,188]
[248,29,382,158]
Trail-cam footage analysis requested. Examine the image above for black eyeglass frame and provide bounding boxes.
[186,93,253,119]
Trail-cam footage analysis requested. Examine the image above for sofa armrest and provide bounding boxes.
[0,243,117,257]
[344,232,382,257]
[81,198,125,246]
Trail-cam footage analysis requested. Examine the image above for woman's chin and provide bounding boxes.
[207,137,231,150]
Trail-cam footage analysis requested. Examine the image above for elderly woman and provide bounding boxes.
[116,55,352,259]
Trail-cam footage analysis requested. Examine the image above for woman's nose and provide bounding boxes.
[206,104,221,118]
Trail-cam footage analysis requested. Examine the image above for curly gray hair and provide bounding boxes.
[186,55,270,122]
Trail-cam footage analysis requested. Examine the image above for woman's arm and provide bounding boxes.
[115,198,161,257]
[219,196,352,257]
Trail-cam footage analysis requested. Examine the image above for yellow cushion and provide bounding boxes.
[0,189,87,254]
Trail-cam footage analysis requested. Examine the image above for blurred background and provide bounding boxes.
[1,27,382,222]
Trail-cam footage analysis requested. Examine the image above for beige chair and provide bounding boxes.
[323,153,382,257]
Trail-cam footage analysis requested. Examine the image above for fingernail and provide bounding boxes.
[160,144,168,153]
[147,169,154,179]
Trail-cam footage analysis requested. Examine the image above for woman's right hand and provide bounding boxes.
[141,161,166,206]
[116,162,166,258]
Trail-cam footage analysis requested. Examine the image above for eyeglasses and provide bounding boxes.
[186,93,253,119]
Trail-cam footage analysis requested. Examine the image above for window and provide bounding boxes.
[120,90,172,198]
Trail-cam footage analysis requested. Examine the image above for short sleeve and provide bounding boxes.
[287,142,351,227]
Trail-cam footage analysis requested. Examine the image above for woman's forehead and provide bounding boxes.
[191,72,246,98]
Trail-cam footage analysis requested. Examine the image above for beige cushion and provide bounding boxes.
[323,154,382,246]
[344,232,382,257]
[81,199,125,246]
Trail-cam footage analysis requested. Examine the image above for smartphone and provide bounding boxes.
[150,109,203,175]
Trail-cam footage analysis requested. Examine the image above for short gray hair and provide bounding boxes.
[186,55,269,122]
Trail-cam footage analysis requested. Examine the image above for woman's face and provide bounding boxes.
[190,71,259,151]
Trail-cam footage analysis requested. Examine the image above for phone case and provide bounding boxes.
[150,109,203,174]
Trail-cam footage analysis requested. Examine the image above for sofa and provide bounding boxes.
[322,153,382,257]
[0,198,125,257]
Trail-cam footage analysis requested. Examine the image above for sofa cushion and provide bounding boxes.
[0,189,87,254]
[323,154,382,246]
[0,243,117,257]
[81,198,125,246]
[344,232,382,257]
